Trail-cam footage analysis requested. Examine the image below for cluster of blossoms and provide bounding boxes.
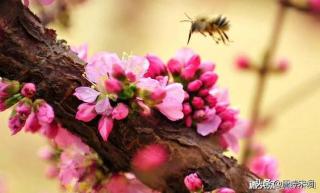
[0,79,59,137]
[73,46,245,151]
[40,128,158,193]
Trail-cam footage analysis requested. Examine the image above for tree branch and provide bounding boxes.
[0,1,273,192]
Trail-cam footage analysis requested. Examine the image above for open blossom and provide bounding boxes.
[219,120,248,152]
[184,173,203,192]
[74,87,100,103]
[248,155,279,180]
[137,77,184,121]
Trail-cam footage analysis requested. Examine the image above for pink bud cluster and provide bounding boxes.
[0,79,60,138]
[167,48,242,150]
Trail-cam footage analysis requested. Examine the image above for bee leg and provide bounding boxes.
[222,31,229,41]
[217,29,226,44]
[200,31,207,37]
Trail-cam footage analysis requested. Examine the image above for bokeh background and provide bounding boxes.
[0,0,319,192]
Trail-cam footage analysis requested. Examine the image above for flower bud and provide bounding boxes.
[104,79,123,94]
[182,103,192,115]
[198,89,209,97]
[205,95,217,108]
[76,103,97,122]
[184,173,203,192]
[184,91,190,101]
[0,81,9,98]
[15,100,32,118]
[185,115,193,127]
[35,100,55,124]
[8,115,24,135]
[112,103,129,120]
[200,61,215,72]
[235,55,250,70]
[144,54,166,78]
[193,110,206,121]
[25,111,41,133]
[167,59,181,75]
[21,83,36,98]
[150,88,166,103]
[187,80,203,92]
[200,71,218,88]
[112,63,125,79]
[277,59,289,72]
[126,72,136,82]
[310,0,320,12]
[192,97,204,109]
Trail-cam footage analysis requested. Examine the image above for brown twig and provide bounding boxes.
[241,2,288,165]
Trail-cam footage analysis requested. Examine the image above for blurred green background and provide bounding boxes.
[0,0,319,192]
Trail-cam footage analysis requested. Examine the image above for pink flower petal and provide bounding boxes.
[74,86,100,103]
[75,103,97,122]
[98,116,113,141]
[196,115,221,136]
[86,52,120,83]
[95,98,113,115]
[124,56,149,79]
[156,83,184,121]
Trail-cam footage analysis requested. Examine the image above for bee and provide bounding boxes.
[182,13,231,45]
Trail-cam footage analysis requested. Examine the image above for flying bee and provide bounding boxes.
[181,14,231,45]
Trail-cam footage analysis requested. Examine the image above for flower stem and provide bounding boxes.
[241,2,288,165]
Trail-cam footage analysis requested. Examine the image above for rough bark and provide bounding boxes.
[0,1,273,192]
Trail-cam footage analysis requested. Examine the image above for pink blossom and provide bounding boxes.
[205,95,217,108]
[137,78,184,121]
[198,89,209,97]
[219,120,248,152]
[191,96,205,109]
[71,43,88,62]
[196,108,222,136]
[123,55,150,81]
[216,187,236,193]
[76,103,97,122]
[36,101,55,124]
[104,78,123,94]
[98,116,113,141]
[8,115,24,135]
[144,54,166,78]
[248,155,279,180]
[24,111,41,133]
[209,88,229,108]
[156,83,184,121]
[112,103,129,120]
[132,144,168,171]
[187,80,203,92]
[235,55,250,70]
[74,86,100,103]
[21,83,36,98]
[184,173,203,192]
[309,0,320,12]
[199,71,218,88]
